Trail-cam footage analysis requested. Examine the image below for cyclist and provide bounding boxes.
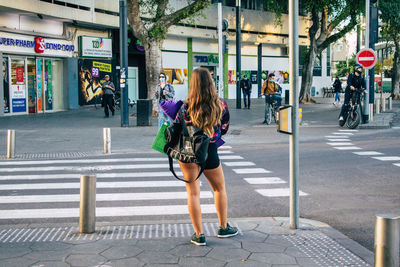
[261,73,282,124]
[338,64,366,126]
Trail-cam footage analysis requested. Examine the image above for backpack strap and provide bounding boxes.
[168,156,205,183]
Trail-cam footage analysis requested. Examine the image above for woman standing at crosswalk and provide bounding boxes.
[162,67,238,246]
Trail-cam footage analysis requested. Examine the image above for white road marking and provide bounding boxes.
[0,181,186,190]
[327,139,352,142]
[0,205,217,219]
[218,145,232,149]
[218,150,233,154]
[327,143,354,146]
[393,163,400,167]
[0,191,213,204]
[219,155,244,160]
[255,188,308,197]
[325,136,350,139]
[0,172,183,181]
[338,129,358,132]
[333,146,362,150]
[331,132,354,135]
[244,177,286,184]
[392,127,400,130]
[0,158,167,166]
[372,156,400,161]
[233,168,271,174]
[353,151,383,156]
[223,161,255,167]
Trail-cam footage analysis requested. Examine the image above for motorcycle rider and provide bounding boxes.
[339,64,366,126]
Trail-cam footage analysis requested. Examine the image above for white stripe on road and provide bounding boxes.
[218,150,233,154]
[223,161,255,167]
[372,156,400,161]
[393,163,400,167]
[353,151,383,156]
[255,188,308,197]
[333,146,361,150]
[0,204,217,219]
[326,142,354,146]
[244,177,286,184]
[0,158,167,166]
[331,132,354,135]
[327,139,352,142]
[218,146,232,149]
[219,155,244,160]
[392,127,400,130]
[325,136,350,138]
[0,191,213,204]
[233,168,271,174]
[0,181,186,190]
[0,164,173,173]
[0,172,183,181]
[338,129,358,132]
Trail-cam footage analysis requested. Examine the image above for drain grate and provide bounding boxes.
[0,222,242,243]
[284,232,371,267]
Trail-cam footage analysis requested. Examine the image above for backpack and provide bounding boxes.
[164,110,210,183]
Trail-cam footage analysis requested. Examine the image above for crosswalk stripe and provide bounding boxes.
[338,129,358,132]
[223,161,255,167]
[326,142,354,146]
[372,156,400,161]
[0,181,187,190]
[0,191,213,204]
[0,163,174,173]
[218,150,233,154]
[0,204,217,219]
[353,151,383,156]
[233,168,271,174]
[218,145,232,149]
[325,136,350,138]
[333,146,361,150]
[327,139,352,142]
[332,132,354,135]
[255,188,309,197]
[244,177,286,184]
[0,171,183,181]
[393,163,400,167]
[0,158,167,166]
[219,155,244,160]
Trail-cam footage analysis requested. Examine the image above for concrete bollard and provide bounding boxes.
[388,97,392,110]
[374,214,400,267]
[369,104,374,122]
[103,128,111,154]
[375,98,381,114]
[6,130,15,159]
[79,175,96,234]
[382,98,386,112]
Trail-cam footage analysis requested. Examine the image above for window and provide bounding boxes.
[336,44,343,52]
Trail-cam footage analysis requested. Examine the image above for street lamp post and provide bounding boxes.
[236,0,241,109]
[218,0,224,99]
[119,0,129,127]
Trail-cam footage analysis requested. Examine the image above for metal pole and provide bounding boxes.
[119,0,129,127]
[218,0,224,99]
[79,175,96,234]
[374,214,400,267]
[236,0,241,109]
[388,97,392,110]
[103,128,111,154]
[6,130,15,159]
[289,0,299,229]
[363,0,370,123]
[257,44,262,97]
[369,103,374,121]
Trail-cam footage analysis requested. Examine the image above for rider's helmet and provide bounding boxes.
[354,64,363,75]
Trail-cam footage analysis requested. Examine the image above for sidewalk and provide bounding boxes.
[0,217,374,267]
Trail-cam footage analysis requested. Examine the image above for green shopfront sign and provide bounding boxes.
[193,54,219,66]
[79,36,112,58]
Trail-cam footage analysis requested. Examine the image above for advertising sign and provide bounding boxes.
[79,36,112,58]
[11,84,26,112]
[36,59,43,112]
[34,37,45,53]
[78,58,112,105]
[16,67,24,84]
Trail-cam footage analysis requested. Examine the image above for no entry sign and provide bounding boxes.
[356,48,377,69]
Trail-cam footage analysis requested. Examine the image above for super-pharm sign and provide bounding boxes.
[0,32,75,57]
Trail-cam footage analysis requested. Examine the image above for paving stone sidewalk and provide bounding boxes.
[0,217,374,267]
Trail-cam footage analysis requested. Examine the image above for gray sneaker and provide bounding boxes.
[217,223,238,238]
[191,233,206,246]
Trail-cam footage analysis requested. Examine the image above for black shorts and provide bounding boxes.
[204,142,220,170]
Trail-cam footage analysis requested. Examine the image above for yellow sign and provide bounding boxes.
[93,61,111,72]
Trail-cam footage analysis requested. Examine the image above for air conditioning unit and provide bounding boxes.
[281,47,289,56]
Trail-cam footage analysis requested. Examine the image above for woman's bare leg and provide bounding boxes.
[178,161,203,235]
[203,164,228,228]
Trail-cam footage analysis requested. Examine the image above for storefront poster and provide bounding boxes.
[228,70,236,85]
[36,59,43,112]
[16,67,24,84]
[162,68,188,85]
[10,84,26,112]
[78,59,112,105]
[46,60,53,110]
[250,71,258,84]
[263,70,289,84]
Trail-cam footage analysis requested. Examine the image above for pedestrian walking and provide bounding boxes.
[240,74,252,109]
[161,68,237,246]
[155,72,175,128]
[101,75,115,118]
[333,77,342,106]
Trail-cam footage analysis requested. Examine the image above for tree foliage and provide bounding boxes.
[335,55,356,78]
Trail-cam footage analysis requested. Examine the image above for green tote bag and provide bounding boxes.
[151,122,169,155]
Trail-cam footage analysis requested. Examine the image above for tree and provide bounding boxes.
[335,61,348,77]
[127,0,210,113]
[378,0,400,99]
[265,0,363,102]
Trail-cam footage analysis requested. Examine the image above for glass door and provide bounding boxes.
[3,57,9,114]
[44,59,53,111]
[10,57,27,114]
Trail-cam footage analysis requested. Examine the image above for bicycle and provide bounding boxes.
[264,94,278,125]
[114,91,136,111]
[341,90,364,129]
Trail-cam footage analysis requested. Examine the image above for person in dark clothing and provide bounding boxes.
[339,64,366,125]
[102,75,115,118]
[240,74,252,109]
[333,77,342,106]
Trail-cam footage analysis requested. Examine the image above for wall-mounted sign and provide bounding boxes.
[193,54,219,66]
[79,36,112,58]
[11,84,26,113]
[0,32,75,57]
[16,67,24,84]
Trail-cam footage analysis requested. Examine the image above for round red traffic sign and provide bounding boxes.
[356,48,377,69]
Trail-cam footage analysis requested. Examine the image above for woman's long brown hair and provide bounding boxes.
[187,68,222,137]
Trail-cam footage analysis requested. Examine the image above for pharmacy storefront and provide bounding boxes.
[1,32,75,115]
